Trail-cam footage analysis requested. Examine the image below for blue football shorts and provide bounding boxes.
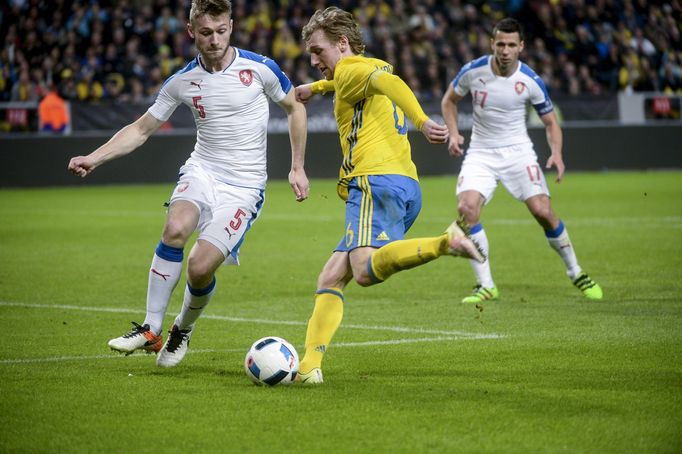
[335,174,422,252]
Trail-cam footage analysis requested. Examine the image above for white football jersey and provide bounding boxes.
[148,48,292,189]
[452,55,553,148]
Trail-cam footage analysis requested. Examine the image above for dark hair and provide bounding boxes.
[190,0,232,24]
[492,18,524,41]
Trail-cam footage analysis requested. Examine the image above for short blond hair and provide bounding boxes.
[189,0,232,24]
[302,7,365,55]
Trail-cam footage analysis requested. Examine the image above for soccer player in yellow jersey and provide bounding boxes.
[293,7,485,384]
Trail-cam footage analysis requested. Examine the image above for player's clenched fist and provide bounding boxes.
[295,84,313,104]
[67,156,96,178]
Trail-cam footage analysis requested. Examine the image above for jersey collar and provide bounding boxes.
[197,46,237,74]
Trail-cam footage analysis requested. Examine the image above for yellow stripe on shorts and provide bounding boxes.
[358,176,373,246]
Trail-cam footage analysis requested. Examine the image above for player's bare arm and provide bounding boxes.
[441,84,466,157]
[366,69,448,144]
[277,89,310,202]
[295,84,314,104]
[68,112,164,178]
[541,111,565,182]
[296,79,336,104]
[418,119,448,144]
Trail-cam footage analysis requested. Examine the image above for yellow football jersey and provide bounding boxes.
[331,56,419,200]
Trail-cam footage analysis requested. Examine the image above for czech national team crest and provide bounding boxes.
[239,69,253,86]
[515,81,526,95]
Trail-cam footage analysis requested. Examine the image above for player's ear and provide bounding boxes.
[338,35,349,52]
[187,22,195,39]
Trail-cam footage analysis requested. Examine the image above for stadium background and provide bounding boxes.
[1,3,681,451]
[0,0,680,186]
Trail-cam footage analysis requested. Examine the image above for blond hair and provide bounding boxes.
[189,0,232,24]
[302,7,365,55]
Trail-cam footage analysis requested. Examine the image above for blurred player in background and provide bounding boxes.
[67,0,309,367]
[294,7,485,384]
[441,17,602,304]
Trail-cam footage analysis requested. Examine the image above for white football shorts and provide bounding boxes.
[169,163,265,266]
[456,142,550,204]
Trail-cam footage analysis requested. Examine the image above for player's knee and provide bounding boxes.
[458,200,480,224]
[317,271,342,290]
[351,262,375,287]
[162,219,191,246]
[354,274,374,287]
[529,204,554,223]
[186,256,214,286]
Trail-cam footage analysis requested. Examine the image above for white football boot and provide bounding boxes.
[108,322,163,355]
[156,325,193,368]
[297,368,324,384]
[445,219,486,263]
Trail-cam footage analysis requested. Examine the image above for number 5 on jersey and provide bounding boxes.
[192,96,206,119]
[473,90,488,108]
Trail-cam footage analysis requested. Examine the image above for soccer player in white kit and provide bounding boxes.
[67,0,309,367]
[441,18,602,303]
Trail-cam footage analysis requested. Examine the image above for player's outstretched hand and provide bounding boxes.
[420,119,449,144]
[546,154,565,182]
[295,84,314,104]
[447,134,465,157]
[289,168,310,202]
[68,156,96,178]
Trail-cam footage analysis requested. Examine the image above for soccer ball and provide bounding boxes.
[244,336,299,386]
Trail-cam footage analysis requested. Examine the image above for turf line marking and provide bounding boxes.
[0,301,505,338]
[0,349,240,365]
[334,335,500,346]
[0,337,489,365]
[29,210,682,228]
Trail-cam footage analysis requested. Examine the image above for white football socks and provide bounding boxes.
[174,278,216,331]
[545,221,582,280]
[143,242,183,335]
[468,224,494,288]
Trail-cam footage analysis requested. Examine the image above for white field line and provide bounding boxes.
[20,210,682,228]
[0,301,504,365]
[0,337,486,365]
[0,301,502,338]
[264,214,682,228]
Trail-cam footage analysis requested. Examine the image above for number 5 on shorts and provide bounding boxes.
[229,208,247,230]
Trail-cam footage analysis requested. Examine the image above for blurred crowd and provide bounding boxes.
[1,0,681,105]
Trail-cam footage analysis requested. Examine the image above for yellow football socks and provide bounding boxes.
[299,288,344,373]
[369,235,448,282]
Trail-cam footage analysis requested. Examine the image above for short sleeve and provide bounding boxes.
[147,80,181,122]
[451,63,472,97]
[528,73,553,116]
[259,57,292,103]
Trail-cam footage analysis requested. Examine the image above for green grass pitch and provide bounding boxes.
[1,171,680,452]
